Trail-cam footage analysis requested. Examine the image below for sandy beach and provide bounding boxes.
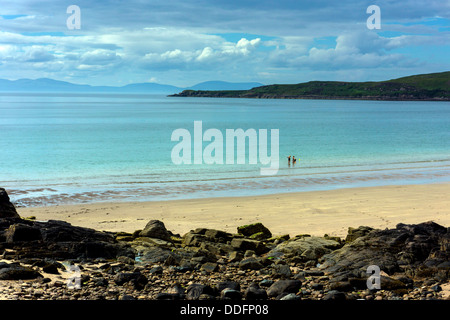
[17,182,450,238]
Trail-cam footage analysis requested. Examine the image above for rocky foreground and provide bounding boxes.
[0,188,449,301]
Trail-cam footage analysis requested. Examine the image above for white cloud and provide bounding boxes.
[196,47,214,61]
[267,31,422,71]
[22,45,55,62]
[139,36,262,70]
[0,0,448,86]
[80,49,121,65]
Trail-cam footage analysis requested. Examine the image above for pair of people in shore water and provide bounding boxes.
[287,155,297,166]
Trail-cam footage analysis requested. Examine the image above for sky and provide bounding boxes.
[0,0,449,87]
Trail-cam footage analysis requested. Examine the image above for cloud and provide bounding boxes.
[80,49,122,66]
[0,1,448,85]
[140,36,261,70]
[22,45,55,62]
[268,31,423,71]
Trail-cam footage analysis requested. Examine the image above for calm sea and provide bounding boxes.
[1,93,449,207]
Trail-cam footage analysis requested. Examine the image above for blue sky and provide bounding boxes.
[0,0,448,87]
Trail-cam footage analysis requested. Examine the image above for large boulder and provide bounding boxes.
[0,218,135,260]
[345,226,374,243]
[230,238,268,254]
[0,188,20,218]
[237,223,272,240]
[139,220,172,241]
[267,236,342,261]
[5,224,42,242]
[319,221,449,280]
[0,262,42,280]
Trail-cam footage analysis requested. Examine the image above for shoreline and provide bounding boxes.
[169,93,450,101]
[17,182,450,238]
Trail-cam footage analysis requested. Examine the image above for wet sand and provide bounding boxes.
[17,183,450,238]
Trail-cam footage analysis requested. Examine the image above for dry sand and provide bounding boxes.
[17,183,450,238]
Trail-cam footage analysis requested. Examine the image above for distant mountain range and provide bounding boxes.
[0,78,264,94]
[171,71,450,101]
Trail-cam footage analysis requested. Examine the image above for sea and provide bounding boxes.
[1,92,449,207]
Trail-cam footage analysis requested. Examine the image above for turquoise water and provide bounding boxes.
[1,93,449,206]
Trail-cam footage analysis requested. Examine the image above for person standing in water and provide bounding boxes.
[292,156,297,165]
[287,155,291,166]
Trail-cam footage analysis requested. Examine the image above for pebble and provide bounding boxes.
[0,222,448,301]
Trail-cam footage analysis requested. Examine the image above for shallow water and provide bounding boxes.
[1,93,449,206]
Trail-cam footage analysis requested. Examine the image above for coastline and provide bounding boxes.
[17,182,450,238]
[168,93,450,101]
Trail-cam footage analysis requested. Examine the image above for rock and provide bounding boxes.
[304,270,324,276]
[0,188,20,218]
[311,283,323,291]
[244,250,256,257]
[168,283,186,295]
[115,232,135,242]
[0,263,42,280]
[119,294,135,300]
[393,275,414,288]
[204,229,232,243]
[272,264,292,278]
[221,289,242,300]
[134,237,173,248]
[348,277,368,290]
[244,282,268,300]
[136,246,185,265]
[323,290,346,300]
[139,220,172,241]
[329,281,353,292]
[228,251,243,262]
[156,292,182,300]
[149,266,164,275]
[0,218,135,260]
[114,271,148,290]
[249,232,271,241]
[324,234,342,243]
[186,284,215,300]
[345,226,374,243]
[201,262,218,273]
[231,238,268,254]
[380,276,408,290]
[431,284,442,292]
[42,261,62,274]
[92,277,108,286]
[156,284,185,300]
[6,224,42,242]
[267,280,302,298]
[182,231,206,247]
[268,236,341,262]
[237,223,272,239]
[423,232,450,268]
[200,241,233,256]
[280,293,300,300]
[259,279,274,287]
[117,256,135,265]
[239,257,264,270]
[320,221,448,280]
[216,281,240,293]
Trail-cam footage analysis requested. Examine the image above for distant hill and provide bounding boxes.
[170,71,450,101]
[0,78,264,94]
[0,78,182,94]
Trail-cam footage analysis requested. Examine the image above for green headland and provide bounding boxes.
[170,71,450,101]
